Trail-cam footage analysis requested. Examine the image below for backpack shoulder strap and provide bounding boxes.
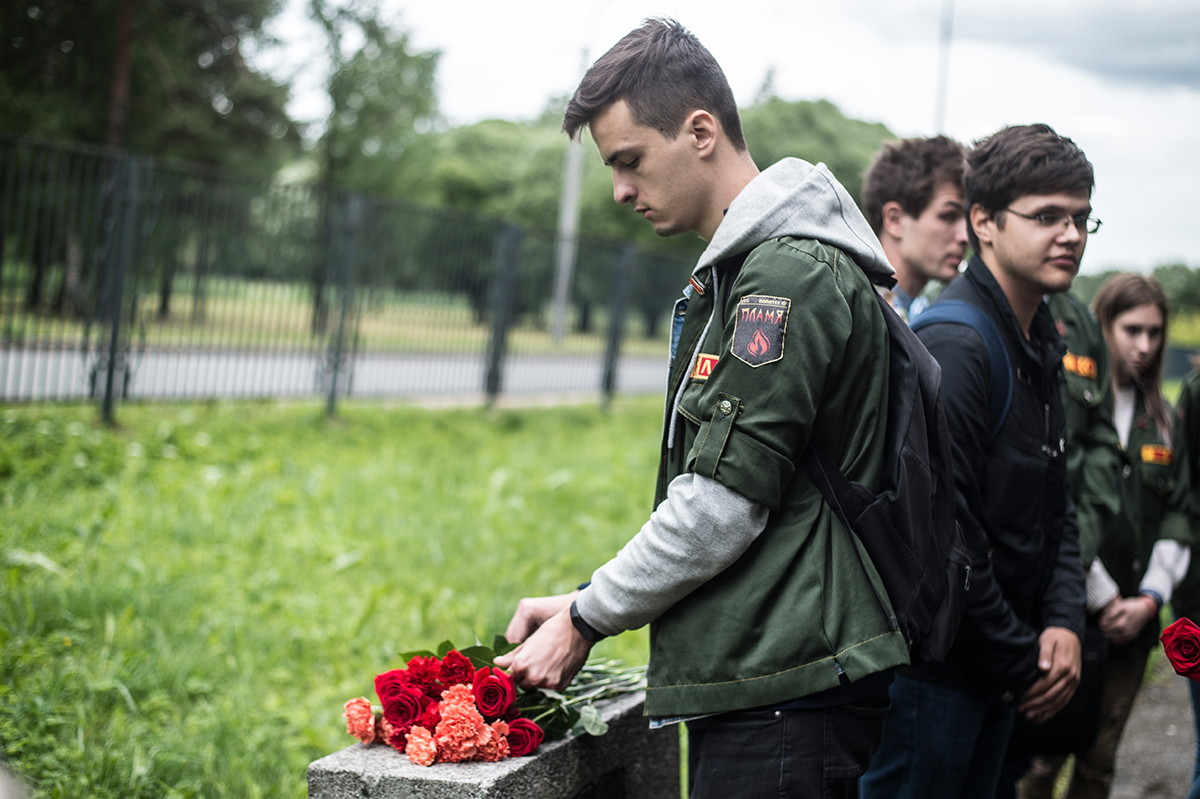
[911,300,1012,443]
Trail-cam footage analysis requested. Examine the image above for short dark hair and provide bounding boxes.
[562,18,747,151]
[965,123,1094,251]
[861,135,967,235]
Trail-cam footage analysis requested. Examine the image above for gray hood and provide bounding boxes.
[696,157,893,284]
[665,158,892,451]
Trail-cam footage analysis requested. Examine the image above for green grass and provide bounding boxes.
[0,397,664,797]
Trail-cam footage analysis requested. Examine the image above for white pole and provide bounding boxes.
[550,48,589,344]
[934,0,954,134]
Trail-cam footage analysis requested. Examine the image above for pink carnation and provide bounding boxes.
[343,697,377,744]
[435,684,488,760]
[476,721,511,762]
[405,726,437,766]
[378,715,396,746]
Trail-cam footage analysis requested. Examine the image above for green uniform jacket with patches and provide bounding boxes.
[643,236,910,718]
[1048,292,1122,567]
[1102,389,1190,650]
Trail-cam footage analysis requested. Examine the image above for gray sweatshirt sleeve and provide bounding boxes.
[572,472,770,636]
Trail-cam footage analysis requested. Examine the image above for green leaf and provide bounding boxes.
[398,649,436,663]
[435,640,456,657]
[492,634,518,656]
[577,704,608,736]
[459,645,496,668]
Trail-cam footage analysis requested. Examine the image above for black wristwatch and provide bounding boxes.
[570,600,607,643]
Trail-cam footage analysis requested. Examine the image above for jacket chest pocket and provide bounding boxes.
[984,427,1052,532]
[1064,370,1103,411]
[1138,458,1173,530]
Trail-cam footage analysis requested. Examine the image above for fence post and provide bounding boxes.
[326,194,363,417]
[601,244,636,408]
[101,155,138,425]
[484,224,522,405]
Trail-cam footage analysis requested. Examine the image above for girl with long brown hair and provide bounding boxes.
[1033,273,1192,797]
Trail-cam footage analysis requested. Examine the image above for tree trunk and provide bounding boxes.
[105,0,138,148]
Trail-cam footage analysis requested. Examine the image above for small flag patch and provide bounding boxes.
[1063,352,1097,380]
[1141,444,1172,465]
[691,354,719,380]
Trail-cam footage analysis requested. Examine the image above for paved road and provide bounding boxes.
[1112,653,1194,798]
[0,348,670,402]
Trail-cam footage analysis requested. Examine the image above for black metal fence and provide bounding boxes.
[0,134,695,419]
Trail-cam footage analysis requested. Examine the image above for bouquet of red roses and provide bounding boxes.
[1161,617,1200,682]
[341,636,645,767]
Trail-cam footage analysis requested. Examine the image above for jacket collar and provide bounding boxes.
[963,256,1067,368]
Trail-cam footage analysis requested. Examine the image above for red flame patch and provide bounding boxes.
[748,329,770,357]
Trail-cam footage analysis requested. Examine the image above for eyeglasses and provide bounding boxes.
[1003,208,1102,234]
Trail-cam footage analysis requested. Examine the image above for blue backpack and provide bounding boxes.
[911,300,1013,443]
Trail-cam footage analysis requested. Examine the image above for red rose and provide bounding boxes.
[404,656,444,699]
[440,650,475,687]
[378,680,430,736]
[375,669,413,709]
[472,667,516,720]
[1161,617,1200,681]
[506,718,544,757]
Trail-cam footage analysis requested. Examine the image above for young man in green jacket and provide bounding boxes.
[494,17,908,796]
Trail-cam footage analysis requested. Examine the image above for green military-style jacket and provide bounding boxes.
[1170,369,1200,621]
[1101,388,1190,649]
[1048,292,1122,567]
[644,236,910,718]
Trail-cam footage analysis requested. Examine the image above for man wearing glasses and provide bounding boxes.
[862,124,1093,798]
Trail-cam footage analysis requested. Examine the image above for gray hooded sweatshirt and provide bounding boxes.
[574,158,893,637]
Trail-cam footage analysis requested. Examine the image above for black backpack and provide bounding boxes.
[800,288,970,666]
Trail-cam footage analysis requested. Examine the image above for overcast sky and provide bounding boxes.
[257,0,1200,274]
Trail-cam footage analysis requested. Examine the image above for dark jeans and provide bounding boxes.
[686,690,891,798]
[860,671,1016,799]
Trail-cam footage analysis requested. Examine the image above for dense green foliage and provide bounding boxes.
[741,97,894,205]
[0,0,300,173]
[0,399,660,796]
[309,0,439,192]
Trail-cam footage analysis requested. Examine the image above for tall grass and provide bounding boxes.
[0,398,662,797]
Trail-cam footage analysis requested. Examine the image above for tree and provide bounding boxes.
[740,96,894,205]
[309,0,438,192]
[0,0,301,173]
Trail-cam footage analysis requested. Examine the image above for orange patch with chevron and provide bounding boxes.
[1063,352,1097,380]
[691,354,718,380]
[1141,444,1172,465]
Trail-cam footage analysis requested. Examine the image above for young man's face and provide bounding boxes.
[975,191,1091,295]
[589,98,706,238]
[895,182,968,283]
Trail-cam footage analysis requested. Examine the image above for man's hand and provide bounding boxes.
[493,605,594,691]
[1018,626,1082,723]
[503,591,579,645]
[1099,595,1157,646]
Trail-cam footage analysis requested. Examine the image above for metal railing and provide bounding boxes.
[0,134,695,419]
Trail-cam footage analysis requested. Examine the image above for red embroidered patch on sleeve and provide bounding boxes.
[691,354,718,380]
